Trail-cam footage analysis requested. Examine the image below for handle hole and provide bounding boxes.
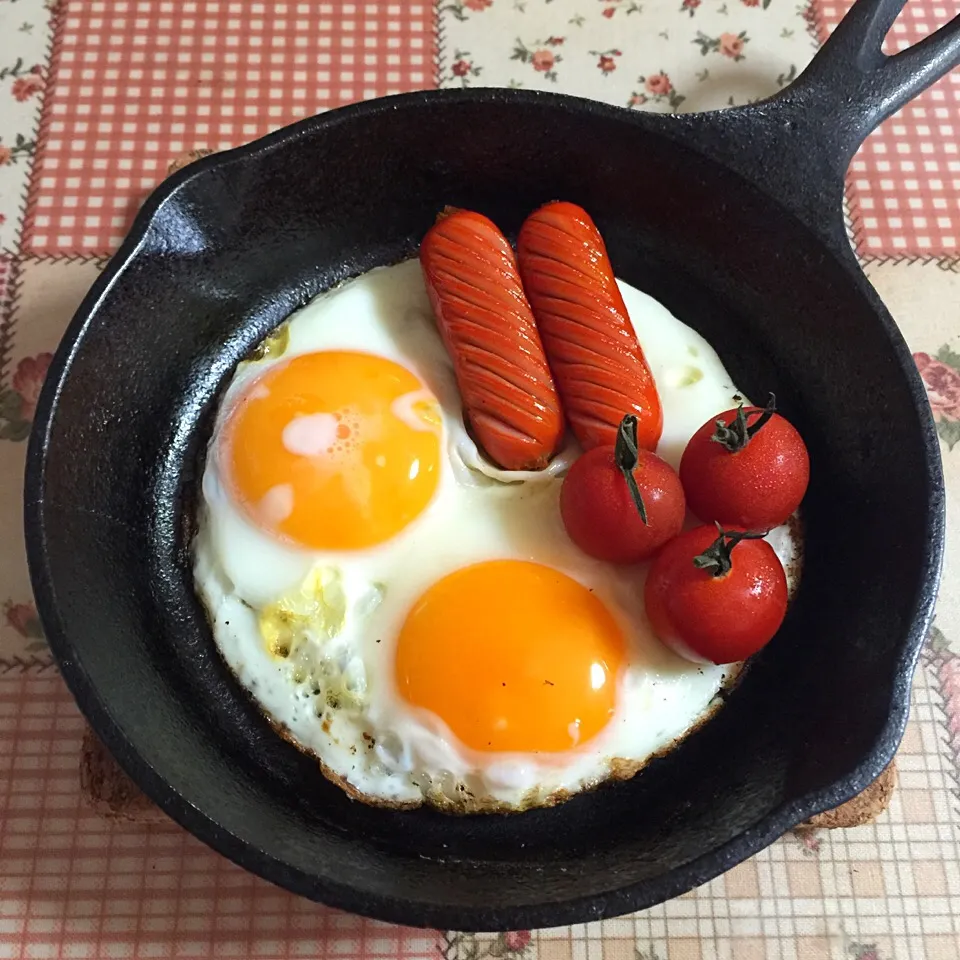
[880,5,947,56]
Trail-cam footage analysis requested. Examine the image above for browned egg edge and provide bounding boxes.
[198,510,804,816]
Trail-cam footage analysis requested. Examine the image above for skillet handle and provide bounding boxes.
[789,0,960,156]
[690,0,960,253]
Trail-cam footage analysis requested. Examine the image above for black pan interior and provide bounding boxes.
[28,93,940,929]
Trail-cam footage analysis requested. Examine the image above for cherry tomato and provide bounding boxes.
[679,395,809,530]
[560,414,685,564]
[644,524,788,664]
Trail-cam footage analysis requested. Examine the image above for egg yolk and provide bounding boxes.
[222,350,442,550]
[395,560,626,753]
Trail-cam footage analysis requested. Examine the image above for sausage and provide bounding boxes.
[419,209,565,471]
[516,201,663,452]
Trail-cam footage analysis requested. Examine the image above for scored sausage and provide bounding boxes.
[420,209,565,471]
[517,201,663,453]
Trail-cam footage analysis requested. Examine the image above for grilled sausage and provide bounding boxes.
[517,201,663,452]
[420,209,565,471]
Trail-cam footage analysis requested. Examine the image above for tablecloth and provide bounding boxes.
[1,1,958,957]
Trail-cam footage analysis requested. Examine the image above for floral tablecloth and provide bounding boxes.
[1,1,959,958]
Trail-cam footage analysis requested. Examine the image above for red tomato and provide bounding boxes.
[560,414,685,564]
[644,524,788,664]
[679,395,809,530]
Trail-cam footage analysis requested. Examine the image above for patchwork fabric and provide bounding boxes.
[0,1,958,957]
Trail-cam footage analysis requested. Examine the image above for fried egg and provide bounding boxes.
[193,259,800,811]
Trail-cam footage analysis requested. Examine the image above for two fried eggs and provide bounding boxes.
[193,260,799,812]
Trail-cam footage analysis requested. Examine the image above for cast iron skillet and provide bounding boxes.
[24,0,954,931]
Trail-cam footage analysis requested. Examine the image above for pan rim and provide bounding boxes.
[23,87,945,930]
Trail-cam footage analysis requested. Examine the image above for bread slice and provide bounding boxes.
[79,150,892,831]
[80,722,897,828]
[79,726,168,824]
[799,760,898,830]
[167,149,213,175]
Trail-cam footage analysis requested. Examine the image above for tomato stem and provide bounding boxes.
[614,414,648,525]
[711,393,777,453]
[693,523,768,577]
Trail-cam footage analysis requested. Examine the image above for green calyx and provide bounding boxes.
[614,414,648,526]
[711,393,777,453]
[693,523,768,578]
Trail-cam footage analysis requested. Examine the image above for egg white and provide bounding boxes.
[194,259,800,810]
